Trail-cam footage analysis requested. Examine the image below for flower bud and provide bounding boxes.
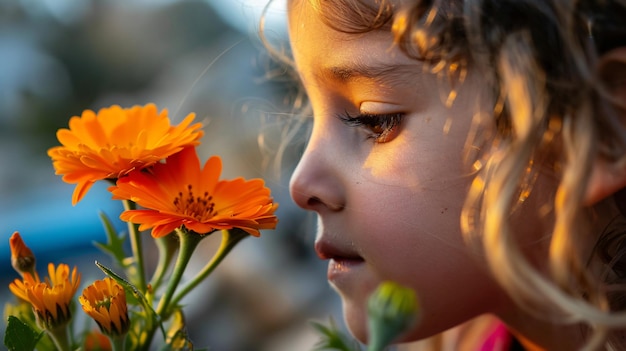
[9,232,38,279]
[366,281,419,351]
[79,278,130,338]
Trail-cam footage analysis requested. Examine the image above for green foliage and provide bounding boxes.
[311,318,362,351]
[311,281,420,351]
[3,301,56,351]
[94,212,130,269]
[4,316,43,351]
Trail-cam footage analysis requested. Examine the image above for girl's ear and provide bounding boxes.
[585,160,626,205]
[585,47,626,205]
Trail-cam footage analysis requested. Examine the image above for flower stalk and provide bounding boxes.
[123,199,147,292]
[170,229,249,308]
[149,235,179,291]
[47,325,72,351]
[156,227,204,318]
[110,335,126,351]
[138,228,203,351]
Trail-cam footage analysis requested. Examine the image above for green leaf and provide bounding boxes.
[4,315,43,351]
[95,261,154,314]
[310,318,362,351]
[94,211,129,267]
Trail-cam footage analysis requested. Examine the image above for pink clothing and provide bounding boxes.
[480,322,513,351]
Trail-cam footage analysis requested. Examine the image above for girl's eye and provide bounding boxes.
[337,111,405,143]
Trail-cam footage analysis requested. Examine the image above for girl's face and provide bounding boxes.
[288,0,511,343]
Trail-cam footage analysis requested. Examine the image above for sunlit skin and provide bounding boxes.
[287,0,587,349]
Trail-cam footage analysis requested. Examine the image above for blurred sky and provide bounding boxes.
[0,1,346,350]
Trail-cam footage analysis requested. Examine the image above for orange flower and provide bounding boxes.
[110,147,278,238]
[9,263,80,330]
[47,103,203,205]
[84,330,112,351]
[9,232,38,279]
[79,278,129,337]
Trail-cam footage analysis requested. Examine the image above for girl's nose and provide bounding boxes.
[289,136,346,213]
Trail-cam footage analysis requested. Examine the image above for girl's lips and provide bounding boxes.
[314,239,362,261]
[328,257,365,282]
[315,239,365,281]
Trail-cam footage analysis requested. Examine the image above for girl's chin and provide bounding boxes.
[341,299,369,344]
[332,269,381,343]
[342,301,423,345]
[340,292,445,346]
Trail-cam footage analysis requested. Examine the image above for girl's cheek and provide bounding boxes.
[361,147,423,189]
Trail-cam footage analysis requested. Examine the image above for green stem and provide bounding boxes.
[169,229,248,309]
[46,326,71,351]
[149,235,178,292]
[123,200,147,292]
[155,228,203,318]
[366,339,385,351]
[110,335,126,351]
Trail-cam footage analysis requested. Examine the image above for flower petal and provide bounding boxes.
[111,147,278,237]
[49,104,203,204]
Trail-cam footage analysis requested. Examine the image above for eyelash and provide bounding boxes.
[337,111,405,143]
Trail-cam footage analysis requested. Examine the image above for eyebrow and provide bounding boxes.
[321,61,421,85]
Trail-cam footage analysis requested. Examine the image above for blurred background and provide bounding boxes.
[0,0,346,350]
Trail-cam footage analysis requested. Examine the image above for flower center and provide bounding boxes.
[96,297,112,310]
[173,184,217,220]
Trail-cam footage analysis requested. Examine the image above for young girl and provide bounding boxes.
[278,0,626,349]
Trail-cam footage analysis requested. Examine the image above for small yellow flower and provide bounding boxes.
[47,103,203,205]
[79,278,130,337]
[9,231,38,279]
[9,263,81,330]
